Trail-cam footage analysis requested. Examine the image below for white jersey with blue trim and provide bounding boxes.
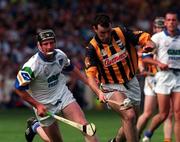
[151,30,180,69]
[15,49,73,104]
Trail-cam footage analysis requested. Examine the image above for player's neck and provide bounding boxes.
[38,51,55,62]
[167,28,179,37]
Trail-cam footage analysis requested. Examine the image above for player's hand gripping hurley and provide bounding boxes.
[99,83,133,110]
[46,112,96,136]
[106,98,133,110]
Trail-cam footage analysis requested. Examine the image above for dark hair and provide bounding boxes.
[165,9,178,16]
[92,13,111,28]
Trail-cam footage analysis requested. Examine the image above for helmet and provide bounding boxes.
[154,17,165,28]
[37,29,56,56]
[37,29,55,43]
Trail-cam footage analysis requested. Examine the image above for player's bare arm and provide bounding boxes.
[70,66,106,102]
[70,66,89,85]
[142,58,168,70]
[87,76,106,103]
[14,89,47,116]
[143,40,156,52]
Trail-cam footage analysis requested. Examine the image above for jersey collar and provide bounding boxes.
[164,28,180,37]
[38,50,57,62]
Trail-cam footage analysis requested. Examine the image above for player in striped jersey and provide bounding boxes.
[85,14,155,142]
[14,29,99,142]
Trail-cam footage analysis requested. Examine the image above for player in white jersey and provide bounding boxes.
[142,11,180,142]
[14,29,99,142]
[136,17,165,137]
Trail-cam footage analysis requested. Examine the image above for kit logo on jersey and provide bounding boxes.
[21,72,30,81]
[103,50,128,67]
[17,71,31,86]
[47,73,60,88]
[100,49,107,56]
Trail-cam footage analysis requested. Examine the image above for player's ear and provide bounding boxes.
[37,41,40,47]
[93,26,97,33]
[37,41,42,51]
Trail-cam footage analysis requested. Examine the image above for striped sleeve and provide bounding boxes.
[138,32,151,46]
[119,25,151,46]
[84,44,98,77]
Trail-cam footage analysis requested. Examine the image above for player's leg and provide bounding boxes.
[163,98,173,142]
[62,101,99,142]
[110,77,141,142]
[137,76,157,136]
[34,107,63,142]
[114,127,125,142]
[25,117,38,142]
[143,71,173,141]
[137,95,157,136]
[108,91,138,142]
[42,121,63,142]
[172,92,180,142]
[143,94,170,141]
[113,105,140,142]
[25,117,51,142]
[36,126,51,142]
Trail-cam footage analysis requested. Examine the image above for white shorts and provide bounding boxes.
[34,87,76,127]
[101,76,141,106]
[144,76,156,96]
[154,70,180,95]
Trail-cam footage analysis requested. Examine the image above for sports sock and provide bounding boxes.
[144,130,153,138]
[32,121,40,133]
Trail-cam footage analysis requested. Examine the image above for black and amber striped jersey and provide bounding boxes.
[141,52,158,75]
[85,26,151,84]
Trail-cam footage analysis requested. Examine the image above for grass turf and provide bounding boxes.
[0,107,173,142]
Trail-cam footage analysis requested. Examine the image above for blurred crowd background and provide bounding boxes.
[0,0,180,110]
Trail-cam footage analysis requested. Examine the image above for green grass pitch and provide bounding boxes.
[0,108,174,142]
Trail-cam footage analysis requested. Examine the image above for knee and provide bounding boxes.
[174,110,180,121]
[159,112,169,121]
[167,111,173,119]
[142,111,153,119]
[123,110,136,123]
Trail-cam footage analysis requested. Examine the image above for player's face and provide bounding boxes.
[153,26,164,33]
[38,39,56,56]
[165,13,178,33]
[94,24,112,44]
